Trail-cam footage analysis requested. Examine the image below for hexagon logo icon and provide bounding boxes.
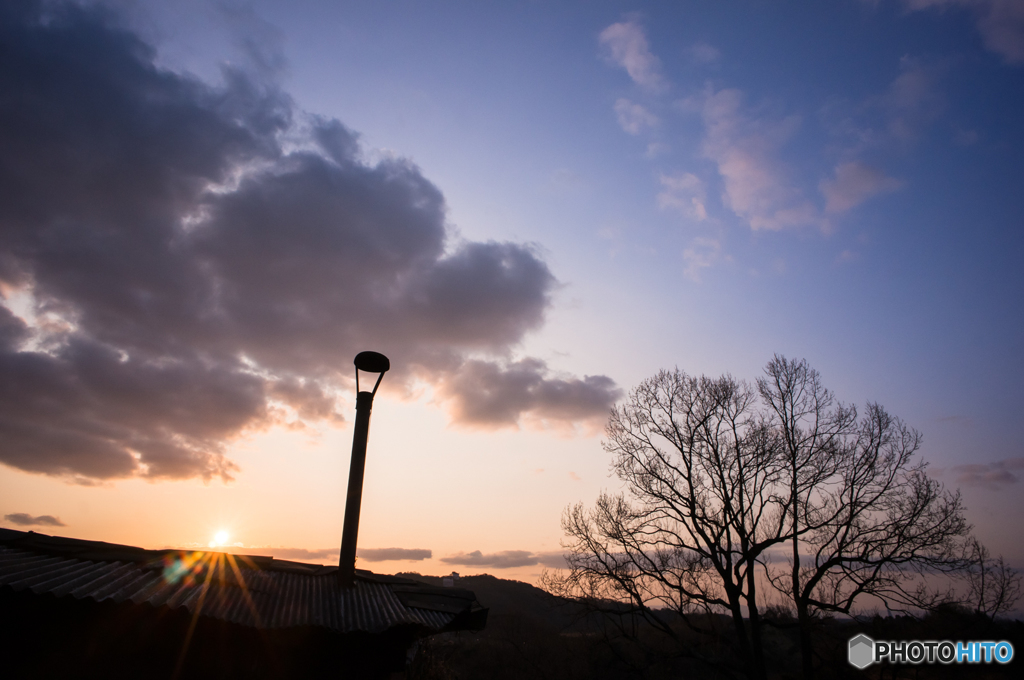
[848,634,875,669]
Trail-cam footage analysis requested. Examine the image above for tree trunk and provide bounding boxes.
[796,599,814,680]
[727,600,761,680]
[746,567,767,680]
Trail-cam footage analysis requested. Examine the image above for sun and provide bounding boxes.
[209,530,230,548]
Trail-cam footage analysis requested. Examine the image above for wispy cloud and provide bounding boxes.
[694,88,822,231]
[882,56,944,141]
[899,0,1024,64]
[614,98,658,135]
[599,20,666,91]
[441,549,566,569]
[682,237,725,283]
[820,161,904,213]
[645,142,670,158]
[4,513,66,527]
[657,172,708,221]
[690,42,721,64]
[822,55,944,155]
[939,457,1024,490]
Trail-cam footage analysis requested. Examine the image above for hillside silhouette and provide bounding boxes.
[396,573,1022,679]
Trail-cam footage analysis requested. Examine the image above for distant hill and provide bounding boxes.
[395,572,589,632]
[395,573,1024,680]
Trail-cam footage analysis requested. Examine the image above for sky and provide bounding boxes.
[1,0,1023,586]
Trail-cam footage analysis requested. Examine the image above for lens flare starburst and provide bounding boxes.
[158,547,264,679]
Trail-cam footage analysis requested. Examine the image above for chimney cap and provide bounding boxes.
[354,351,390,374]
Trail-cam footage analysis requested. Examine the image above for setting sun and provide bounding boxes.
[210,530,229,548]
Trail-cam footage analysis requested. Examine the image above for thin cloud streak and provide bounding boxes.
[944,457,1024,490]
[358,548,432,562]
[4,513,67,527]
[441,549,566,569]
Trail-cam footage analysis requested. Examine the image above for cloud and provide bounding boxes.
[438,358,621,430]
[690,42,721,63]
[237,547,337,561]
[4,513,66,527]
[820,161,904,213]
[936,414,974,426]
[599,20,666,91]
[358,547,432,562]
[882,56,943,141]
[613,98,658,135]
[695,88,822,231]
[645,142,670,158]
[945,457,1024,490]
[899,0,1024,64]
[657,172,708,221]
[440,549,566,569]
[825,55,944,155]
[0,2,617,482]
[217,1,289,79]
[682,237,724,283]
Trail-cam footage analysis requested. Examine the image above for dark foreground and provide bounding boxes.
[404,574,1021,680]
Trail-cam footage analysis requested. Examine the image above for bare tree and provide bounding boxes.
[959,536,1023,620]
[757,356,969,680]
[548,370,787,680]
[550,358,973,680]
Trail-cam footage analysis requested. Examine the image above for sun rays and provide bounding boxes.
[159,548,265,679]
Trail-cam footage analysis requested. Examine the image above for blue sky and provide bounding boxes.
[1,0,1022,580]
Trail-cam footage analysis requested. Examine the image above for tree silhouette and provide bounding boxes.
[549,357,985,680]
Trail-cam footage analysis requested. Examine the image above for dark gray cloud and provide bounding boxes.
[358,548,432,562]
[0,1,618,482]
[440,549,566,569]
[4,513,66,527]
[440,359,621,429]
[945,457,1024,490]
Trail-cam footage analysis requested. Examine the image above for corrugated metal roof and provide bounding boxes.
[0,529,485,636]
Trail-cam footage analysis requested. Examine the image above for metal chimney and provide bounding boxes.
[338,351,390,588]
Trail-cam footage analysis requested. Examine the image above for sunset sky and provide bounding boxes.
[2,0,1023,585]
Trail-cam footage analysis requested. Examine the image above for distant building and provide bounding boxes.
[0,528,486,679]
[442,571,461,588]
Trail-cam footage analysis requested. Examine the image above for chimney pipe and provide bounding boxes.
[339,351,389,588]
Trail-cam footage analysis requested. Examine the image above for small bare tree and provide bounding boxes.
[960,536,1022,620]
[550,358,974,680]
